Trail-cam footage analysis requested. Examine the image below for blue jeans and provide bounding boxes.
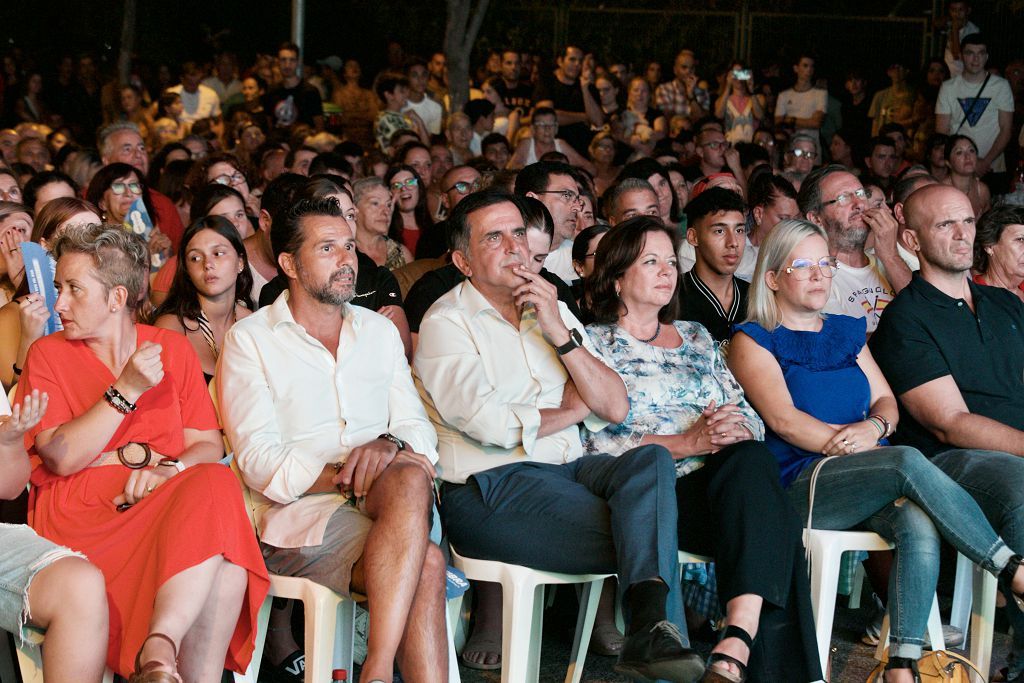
[930,449,1024,668]
[787,446,1015,659]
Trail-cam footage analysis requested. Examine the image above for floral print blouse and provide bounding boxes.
[581,320,765,478]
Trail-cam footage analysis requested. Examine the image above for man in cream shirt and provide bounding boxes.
[219,197,446,683]
[414,189,703,681]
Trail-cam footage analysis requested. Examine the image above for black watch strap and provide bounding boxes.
[555,328,583,356]
[378,433,406,451]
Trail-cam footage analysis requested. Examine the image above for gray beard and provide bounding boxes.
[824,216,868,254]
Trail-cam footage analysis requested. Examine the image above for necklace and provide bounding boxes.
[636,321,661,343]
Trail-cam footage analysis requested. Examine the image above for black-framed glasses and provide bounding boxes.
[701,140,726,150]
[445,179,482,195]
[390,177,419,191]
[821,188,869,207]
[110,182,143,196]
[784,257,838,280]
[534,189,583,205]
[791,148,817,159]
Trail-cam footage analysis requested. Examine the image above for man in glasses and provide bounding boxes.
[98,122,185,250]
[799,165,911,333]
[515,161,582,285]
[695,129,728,178]
[781,134,818,191]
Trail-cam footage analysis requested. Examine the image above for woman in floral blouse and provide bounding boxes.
[581,216,819,683]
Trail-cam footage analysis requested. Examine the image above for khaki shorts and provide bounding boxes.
[261,504,373,598]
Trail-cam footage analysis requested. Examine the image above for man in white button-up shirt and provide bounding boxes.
[219,198,447,682]
[414,190,702,681]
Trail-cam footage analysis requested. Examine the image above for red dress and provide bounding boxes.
[17,325,270,677]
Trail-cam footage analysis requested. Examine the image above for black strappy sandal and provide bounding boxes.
[884,656,921,682]
[1000,554,1024,611]
[701,624,752,683]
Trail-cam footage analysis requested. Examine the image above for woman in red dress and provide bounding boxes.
[17,223,269,682]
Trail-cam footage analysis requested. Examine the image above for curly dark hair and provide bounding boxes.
[586,216,681,324]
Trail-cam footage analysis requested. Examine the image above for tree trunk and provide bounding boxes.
[445,0,491,114]
[118,0,137,87]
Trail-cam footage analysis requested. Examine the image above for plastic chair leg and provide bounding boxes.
[500,574,542,683]
[969,565,997,683]
[808,541,844,677]
[950,552,974,641]
[445,596,463,683]
[333,598,356,680]
[304,589,341,683]
[566,578,604,683]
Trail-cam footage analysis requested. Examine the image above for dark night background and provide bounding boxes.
[4,1,1024,87]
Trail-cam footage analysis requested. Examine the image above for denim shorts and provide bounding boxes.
[0,524,86,644]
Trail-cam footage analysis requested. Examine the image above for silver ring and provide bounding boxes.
[841,438,849,446]
[146,484,154,492]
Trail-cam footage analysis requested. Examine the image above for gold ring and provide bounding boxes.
[146,484,154,492]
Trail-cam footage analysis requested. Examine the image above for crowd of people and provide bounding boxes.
[3,1,1024,682]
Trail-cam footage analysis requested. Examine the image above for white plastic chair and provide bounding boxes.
[942,553,997,683]
[804,528,945,678]
[450,547,610,683]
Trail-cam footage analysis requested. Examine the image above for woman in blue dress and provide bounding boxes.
[727,218,1024,683]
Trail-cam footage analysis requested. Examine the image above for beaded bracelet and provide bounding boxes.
[103,386,137,414]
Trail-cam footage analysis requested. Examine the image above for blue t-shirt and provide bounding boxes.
[734,315,872,486]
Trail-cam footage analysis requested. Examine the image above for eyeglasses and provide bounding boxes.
[445,179,482,195]
[213,171,246,186]
[821,187,870,207]
[583,252,597,259]
[700,141,726,150]
[535,189,583,205]
[390,177,419,191]
[0,186,22,201]
[110,182,143,196]
[791,148,817,159]
[783,257,838,279]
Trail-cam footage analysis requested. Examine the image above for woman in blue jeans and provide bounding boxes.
[728,219,1024,683]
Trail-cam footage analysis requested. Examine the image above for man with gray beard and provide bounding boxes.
[798,164,911,333]
[218,197,448,682]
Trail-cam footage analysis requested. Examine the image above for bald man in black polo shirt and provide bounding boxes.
[870,184,1024,669]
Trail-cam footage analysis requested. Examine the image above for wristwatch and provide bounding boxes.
[554,328,584,356]
[158,458,186,473]
[378,433,406,452]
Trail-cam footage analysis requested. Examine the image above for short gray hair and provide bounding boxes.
[745,218,829,330]
[352,176,386,203]
[97,122,143,161]
[606,177,656,219]
[52,223,149,311]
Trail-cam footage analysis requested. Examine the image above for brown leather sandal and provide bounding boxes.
[128,632,182,683]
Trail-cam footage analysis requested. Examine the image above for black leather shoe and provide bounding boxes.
[885,656,921,683]
[614,620,706,682]
[1000,554,1024,611]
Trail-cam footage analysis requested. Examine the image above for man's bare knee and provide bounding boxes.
[421,544,445,583]
[378,463,433,511]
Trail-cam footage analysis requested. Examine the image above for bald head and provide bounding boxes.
[903,184,970,231]
[903,184,976,276]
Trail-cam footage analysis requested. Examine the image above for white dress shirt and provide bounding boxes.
[413,280,607,484]
[218,291,437,548]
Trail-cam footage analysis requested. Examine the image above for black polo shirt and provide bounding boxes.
[404,263,582,333]
[869,273,1024,455]
[678,270,749,347]
[258,250,402,311]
